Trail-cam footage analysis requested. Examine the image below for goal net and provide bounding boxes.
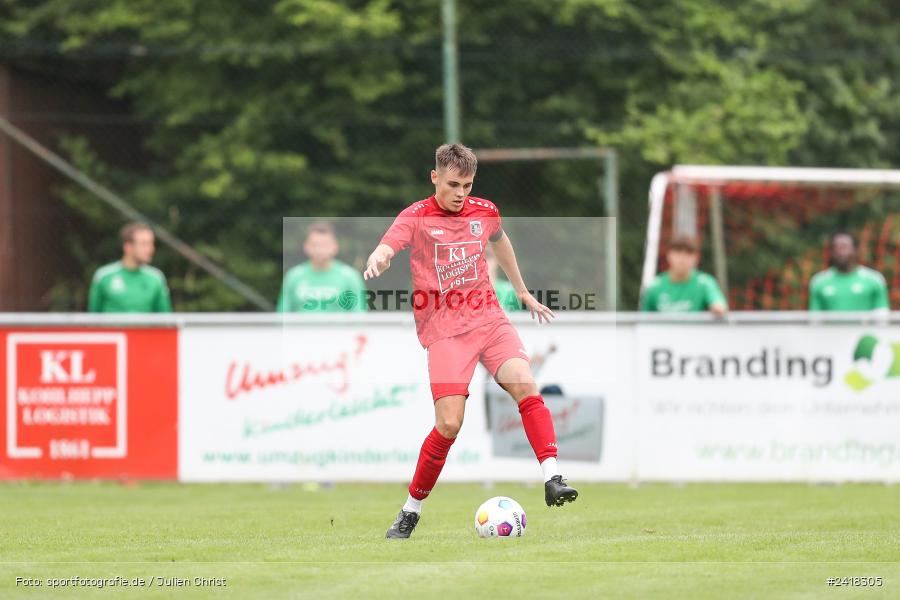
[642,166,900,310]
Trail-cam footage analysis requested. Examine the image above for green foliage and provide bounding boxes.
[2,1,899,309]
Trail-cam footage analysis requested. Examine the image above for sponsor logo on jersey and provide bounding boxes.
[434,241,482,293]
[430,229,444,236]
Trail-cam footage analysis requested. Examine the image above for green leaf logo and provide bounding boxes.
[845,335,900,392]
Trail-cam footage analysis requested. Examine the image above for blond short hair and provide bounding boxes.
[435,143,478,174]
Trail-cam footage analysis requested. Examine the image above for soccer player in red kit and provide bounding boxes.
[364,143,578,539]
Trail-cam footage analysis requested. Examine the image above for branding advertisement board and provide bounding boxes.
[635,324,900,481]
[0,329,178,479]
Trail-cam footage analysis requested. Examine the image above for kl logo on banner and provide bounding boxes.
[7,333,127,460]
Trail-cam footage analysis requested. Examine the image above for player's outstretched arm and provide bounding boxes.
[490,231,555,324]
[364,244,396,280]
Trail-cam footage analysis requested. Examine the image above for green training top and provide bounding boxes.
[641,269,727,312]
[493,278,523,312]
[88,261,172,313]
[277,260,368,312]
[809,266,889,311]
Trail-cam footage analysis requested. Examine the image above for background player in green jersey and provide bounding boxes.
[277,221,367,312]
[809,231,890,312]
[88,223,172,313]
[641,235,727,315]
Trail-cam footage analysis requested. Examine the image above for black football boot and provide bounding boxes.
[385,510,420,539]
[545,475,579,507]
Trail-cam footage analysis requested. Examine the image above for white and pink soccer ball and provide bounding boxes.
[474,496,526,538]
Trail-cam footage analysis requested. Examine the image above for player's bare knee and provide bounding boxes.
[511,382,539,402]
[434,394,465,437]
[500,380,538,402]
[435,410,463,438]
[436,416,462,438]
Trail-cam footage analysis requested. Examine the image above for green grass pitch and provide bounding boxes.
[2,482,898,599]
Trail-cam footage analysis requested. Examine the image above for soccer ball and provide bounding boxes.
[474,496,526,538]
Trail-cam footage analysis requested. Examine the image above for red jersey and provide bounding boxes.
[380,195,509,347]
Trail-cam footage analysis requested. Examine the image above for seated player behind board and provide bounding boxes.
[640,235,727,315]
[278,221,367,312]
[809,230,889,313]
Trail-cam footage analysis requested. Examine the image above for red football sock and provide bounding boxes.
[408,427,456,500]
[518,395,558,463]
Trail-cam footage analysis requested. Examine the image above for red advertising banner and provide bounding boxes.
[0,328,177,479]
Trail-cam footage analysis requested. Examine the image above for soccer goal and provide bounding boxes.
[642,166,900,310]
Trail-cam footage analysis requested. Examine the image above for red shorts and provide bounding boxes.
[426,319,528,402]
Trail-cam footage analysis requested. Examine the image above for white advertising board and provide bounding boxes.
[635,324,900,481]
[179,317,628,482]
[6,313,900,482]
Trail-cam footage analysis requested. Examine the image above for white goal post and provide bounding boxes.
[642,165,900,293]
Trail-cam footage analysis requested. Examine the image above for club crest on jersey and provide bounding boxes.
[470,221,482,236]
